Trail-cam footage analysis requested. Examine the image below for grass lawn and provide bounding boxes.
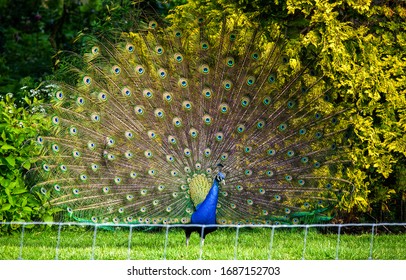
[0,225,405,260]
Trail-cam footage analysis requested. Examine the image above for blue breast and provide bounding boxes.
[190,173,223,225]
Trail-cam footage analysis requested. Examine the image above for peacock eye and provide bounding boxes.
[136,65,145,75]
[163,92,173,102]
[157,68,167,78]
[55,91,64,100]
[126,44,134,53]
[172,117,182,127]
[189,128,198,138]
[83,76,92,85]
[154,108,164,118]
[222,80,232,90]
[178,78,188,88]
[215,132,224,141]
[184,148,191,157]
[200,64,210,74]
[251,52,259,60]
[112,65,121,75]
[182,101,192,110]
[268,74,276,83]
[237,124,245,133]
[219,103,229,113]
[287,100,295,108]
[92,46,99,54]
[174,53,183,62]
[143,89,153,99]
[168,136,177,144]
[122,87,131,97]
[174,30,182,37]
[201,42,209,50]
[91,113,100,122]
[202,88,212,98]
[246,76,255,86]
[149,20,158,29]
[155,45,164,55]
[227,58,235,67]
[98,92,108,101]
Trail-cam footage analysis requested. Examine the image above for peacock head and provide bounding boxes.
[215,163,226,185]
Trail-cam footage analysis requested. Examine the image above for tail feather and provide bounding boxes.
[31,8,351,226]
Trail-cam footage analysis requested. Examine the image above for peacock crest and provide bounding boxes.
[32,7,350,232]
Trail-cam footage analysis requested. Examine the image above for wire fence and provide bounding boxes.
[1,222,405,260]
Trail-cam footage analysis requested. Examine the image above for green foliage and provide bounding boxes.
[0,0,155,96]
[299,1,405,219]
[0,90,55,232]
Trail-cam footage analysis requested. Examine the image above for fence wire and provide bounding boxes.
[1,222,405,260]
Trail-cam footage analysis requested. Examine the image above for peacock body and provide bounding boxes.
[33,6,350,242]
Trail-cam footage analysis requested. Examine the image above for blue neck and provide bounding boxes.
[191,178,220,225]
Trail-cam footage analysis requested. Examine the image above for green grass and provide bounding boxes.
[0,226,405,260]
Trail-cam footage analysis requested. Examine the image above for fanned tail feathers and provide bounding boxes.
[32,8,351,226]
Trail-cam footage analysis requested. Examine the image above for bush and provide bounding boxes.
[0,87,56,232]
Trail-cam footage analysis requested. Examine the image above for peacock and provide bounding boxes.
[32,6,351,245]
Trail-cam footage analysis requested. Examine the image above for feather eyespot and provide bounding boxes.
[135,65,145,75]
[163,92,173,102]
[178,78,188,88]
[174,30,182,37]
[155,45,164,55]
[199,64,209,74]
[168,136,177,144]
[55,91,64,100]
[83,76,92,85]
[126,44,134,53]
[201,41,209,50]
[226,57,235,67]
[98,92,108,102]
[149,20,158,29]
[122,87,131,97]
[112,65,121,75]
[183,148,191,157]
[172,117,182,127]
[134,105,145,115]
[60,165,67,172]
[219,103,229,114]
[222,80,232,90]
[246,76,255,86]
[215,132,224,141]
[174,53,183,62]
[266,170,274,177]
[202,114,212,125]
[157,68,167,78]
[154,108,165,118]
[202,88,212,98]
[51,116,60,125]
[182,101,192,110]
[251,52,259,60]
[189,128,198,138]
[51,144,59,152]
[143,89,153,99]
[263,96,271,105]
